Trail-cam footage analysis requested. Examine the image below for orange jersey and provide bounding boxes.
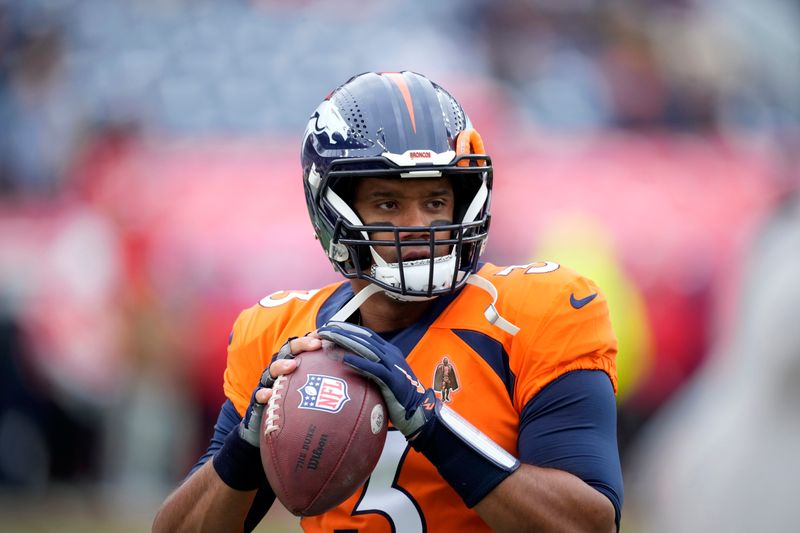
[224,262,617,532]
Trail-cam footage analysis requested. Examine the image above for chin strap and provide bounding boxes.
[328,275,519,335]
[465,274,520,335]
[329,283,383,323]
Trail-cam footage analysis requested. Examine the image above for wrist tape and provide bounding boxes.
[411,402,520,507]
[212,427,265,491]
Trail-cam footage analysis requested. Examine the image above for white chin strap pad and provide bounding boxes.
[465,274,520,335]
[371,252,461,298]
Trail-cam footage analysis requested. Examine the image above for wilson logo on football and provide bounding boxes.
[298,374,351,413]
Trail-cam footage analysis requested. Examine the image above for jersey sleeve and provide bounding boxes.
[223,306,275,416]
[222,285,341,416]
[512,272,618,410]
[518,369,623,529]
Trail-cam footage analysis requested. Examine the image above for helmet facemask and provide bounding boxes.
[314,155,491,300]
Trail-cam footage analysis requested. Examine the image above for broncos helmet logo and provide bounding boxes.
[305,100,350,145]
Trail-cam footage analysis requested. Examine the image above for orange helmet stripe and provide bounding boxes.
[384,72,417,134]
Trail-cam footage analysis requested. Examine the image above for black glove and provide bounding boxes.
[317,322,435,439]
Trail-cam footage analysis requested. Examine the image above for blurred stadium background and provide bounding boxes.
[0,0,797,531]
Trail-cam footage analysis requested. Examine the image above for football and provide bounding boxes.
[260,340,388,516]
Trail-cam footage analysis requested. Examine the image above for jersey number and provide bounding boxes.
[352,430,425,532]
[496,261,559,276]
[258,289,320,308]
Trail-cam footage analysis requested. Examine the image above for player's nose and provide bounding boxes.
[397,204,430,229]
[395,211,432,245]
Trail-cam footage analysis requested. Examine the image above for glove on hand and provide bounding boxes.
[213,337,295,491]
[316,322,436,439]
[317,321,519,508]
[238,339,295,447]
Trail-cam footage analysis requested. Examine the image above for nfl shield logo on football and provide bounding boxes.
[297,374,351,413]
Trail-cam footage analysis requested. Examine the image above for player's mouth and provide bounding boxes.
[401,250,432,262]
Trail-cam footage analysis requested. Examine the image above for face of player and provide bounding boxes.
[353,177,455,265]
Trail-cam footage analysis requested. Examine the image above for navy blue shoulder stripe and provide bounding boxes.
[316,283,354,328]
[452,329,515,402]
[318,282,463,359]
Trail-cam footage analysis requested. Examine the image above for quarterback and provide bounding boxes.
[154,71,623,532]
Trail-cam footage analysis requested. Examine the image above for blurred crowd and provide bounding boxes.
[0,0,797,530]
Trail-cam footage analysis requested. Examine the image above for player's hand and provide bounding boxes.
[317,322,436,439]
[239,335,321,447]
[214,334,322,491]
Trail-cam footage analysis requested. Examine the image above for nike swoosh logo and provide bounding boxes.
[570,292,597,309]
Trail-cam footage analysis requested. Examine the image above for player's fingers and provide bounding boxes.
[269,357,298,379]
[343,353,391,382]
[318,330,380,362]
[255,387,272,404]
[288,335,322,355]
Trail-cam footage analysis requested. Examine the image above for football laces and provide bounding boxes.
[264,375,286,435]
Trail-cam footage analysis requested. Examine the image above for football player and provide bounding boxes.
[154,71,623,532]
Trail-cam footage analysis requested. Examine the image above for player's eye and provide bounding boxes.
[377,200,398,210]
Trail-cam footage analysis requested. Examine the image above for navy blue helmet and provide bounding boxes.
[301,71,492,299]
